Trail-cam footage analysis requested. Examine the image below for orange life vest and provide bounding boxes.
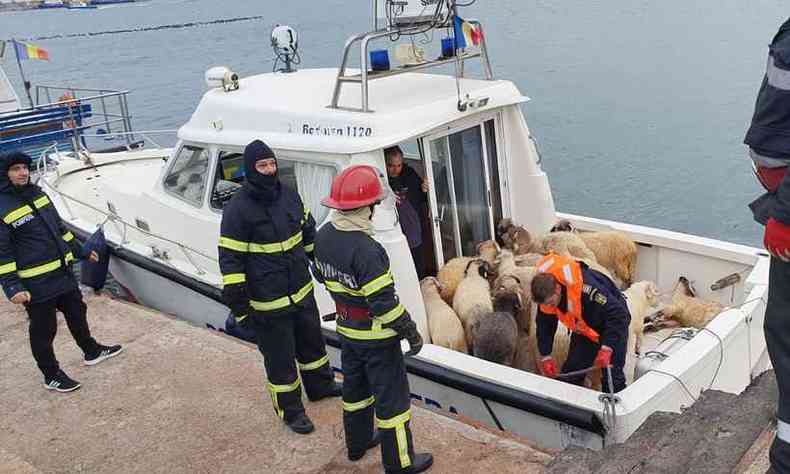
[536,253,600,344]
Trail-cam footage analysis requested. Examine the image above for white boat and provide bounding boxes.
[37,1,770,451]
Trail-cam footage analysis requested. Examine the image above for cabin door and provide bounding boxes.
[422,119,503,268]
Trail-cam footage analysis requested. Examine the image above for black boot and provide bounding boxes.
[386,453,433,474]
[348,430,381,461]
[285,412,315,435]
[307,381,343,402]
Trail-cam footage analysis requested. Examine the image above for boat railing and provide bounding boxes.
[328,18,493,113]
[0,84,138,159]
[42,177,216,278]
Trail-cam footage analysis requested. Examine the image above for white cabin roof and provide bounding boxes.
[178,68,528,154]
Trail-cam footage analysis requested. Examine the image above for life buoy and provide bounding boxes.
[57,93,80,130]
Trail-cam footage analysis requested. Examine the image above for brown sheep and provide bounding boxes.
[578,231,639,288]
[529,231,597,263]
[647,276,726,330]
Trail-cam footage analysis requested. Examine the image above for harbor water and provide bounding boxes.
[0,0,787,247]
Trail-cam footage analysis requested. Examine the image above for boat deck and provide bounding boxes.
[0,293,552,473]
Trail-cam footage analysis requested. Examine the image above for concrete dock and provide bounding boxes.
[0,292,552,473]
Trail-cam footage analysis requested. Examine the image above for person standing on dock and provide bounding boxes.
[0,151,123,393]
[745,17,790,474]
[531,253,631,393]
[313,165,433,474]
[218,140,340,435]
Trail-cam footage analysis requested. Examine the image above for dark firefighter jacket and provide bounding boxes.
[0,153,83,303]
[745,18,790,226]
[536,263,631,356]
[218,183,316,317]
[313,224,410,345]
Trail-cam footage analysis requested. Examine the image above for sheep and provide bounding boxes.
[646,276,726,330]
[550,219,576,233]
[420,277,468,354]
[622,281,659,357]
[471,291,521,366]
[452,259,494,351]
[515,252,544,267]
[496,218,533,255]
[578,231,639,288]
[491,278,538,373]
[436,240,498,303]
[529,231,598,263]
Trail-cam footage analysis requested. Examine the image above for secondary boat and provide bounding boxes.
[36,0,770,450]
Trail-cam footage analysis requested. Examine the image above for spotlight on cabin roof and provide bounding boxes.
[204,66,239,92]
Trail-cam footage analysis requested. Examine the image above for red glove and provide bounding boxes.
[540,357,558,378]
[765,218,790,262]
[594,346,613,369]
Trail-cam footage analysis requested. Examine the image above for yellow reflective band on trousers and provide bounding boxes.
[222,273,246,285]
[3,205,32,224]
[343,396,375,413]
[62,232,75,242]
[267,378,301,419]
[377,410,412,468]
[250,281,314,312]
[17,253,75,279]
[219,232,304,254]
[297,355,328,372]
[0,261,17,276]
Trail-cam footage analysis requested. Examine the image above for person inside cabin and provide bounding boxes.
[744,17,790,473]
[531,253,631,393]
[0,151,123,393]
[217,140,341,435]
[385,146,429,279]
[312,165,433,474]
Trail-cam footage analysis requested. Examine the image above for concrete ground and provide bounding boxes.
[0,292,552,474]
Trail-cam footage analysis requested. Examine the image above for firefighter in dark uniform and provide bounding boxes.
[218,140,340,435]
[745,18,790,473]
[0,151,122,393]
[313,165,433,473]
[531,253,631,393]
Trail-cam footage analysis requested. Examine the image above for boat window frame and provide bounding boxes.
[207,147,343,223]
[161,142,212,209]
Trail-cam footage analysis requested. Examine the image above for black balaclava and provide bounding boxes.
[243,140,280,202]
[0,151,34,196]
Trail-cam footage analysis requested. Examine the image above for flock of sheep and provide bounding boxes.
[419,219,728,390]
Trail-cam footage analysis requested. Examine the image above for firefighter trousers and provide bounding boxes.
[765,257,790,473]
[561,332,627,393]
[253,298,335,423]
[341,338,416,472]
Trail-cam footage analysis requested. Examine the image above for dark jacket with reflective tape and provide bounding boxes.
[218,183,316,316]
[0,172,82,303]
[536,264,631,357]
[313,224,409,345]
[746,18,790,225]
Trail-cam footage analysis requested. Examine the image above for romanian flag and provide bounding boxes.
[13,40,49,61]
[453,16,483,50]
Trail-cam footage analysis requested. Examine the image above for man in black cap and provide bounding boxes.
[218,140,340,434]
[0,152,122,393]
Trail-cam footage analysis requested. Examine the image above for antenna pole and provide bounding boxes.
[373,0,378,31]
[12,39,34,107]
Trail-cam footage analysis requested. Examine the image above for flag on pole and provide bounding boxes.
[13,40,50,61]
[453,16,483,50]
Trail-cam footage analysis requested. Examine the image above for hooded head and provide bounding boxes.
[0,152,33,194]
[243,140,279,202]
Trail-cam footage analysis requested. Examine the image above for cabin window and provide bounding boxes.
[211,151,335,224]
[163,145,210,207]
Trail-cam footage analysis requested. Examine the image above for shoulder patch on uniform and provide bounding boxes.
[594,293,608,305]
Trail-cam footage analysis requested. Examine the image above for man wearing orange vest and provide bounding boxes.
[531,253,631,393]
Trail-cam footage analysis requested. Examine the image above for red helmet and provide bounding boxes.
[321,165,386,210]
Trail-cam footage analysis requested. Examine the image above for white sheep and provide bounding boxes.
[578,231,639,288]
[647,276,725,330]
[529,231,598,263]
[622,281,659,357]
[452,259,493,351]
[420,277,468,354]
[436,240,499,303]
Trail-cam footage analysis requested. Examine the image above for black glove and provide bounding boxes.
[389,316,423,357]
